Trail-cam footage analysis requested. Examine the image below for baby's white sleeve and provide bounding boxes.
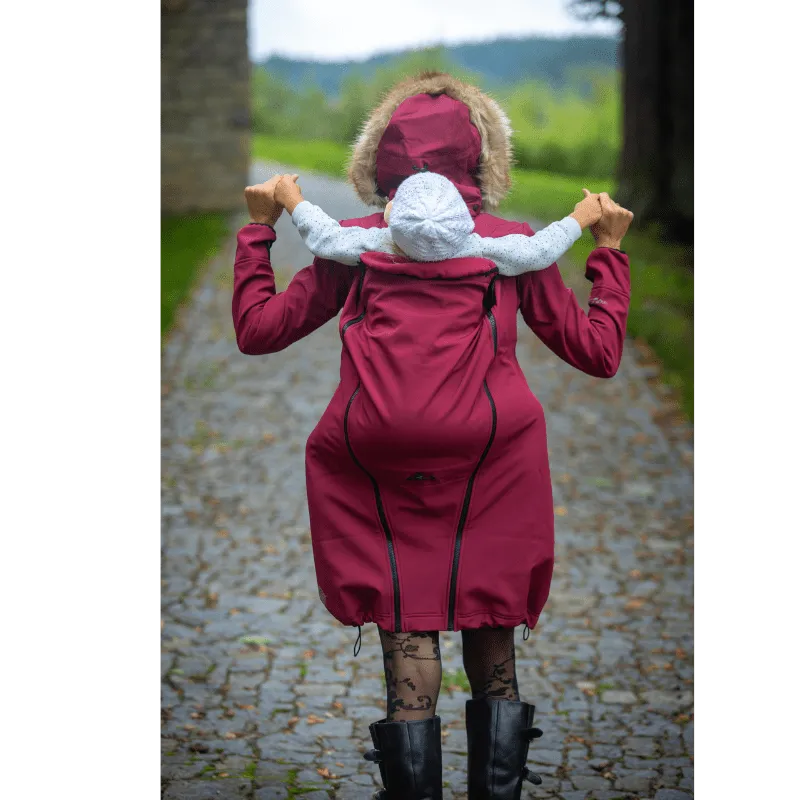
[291,200,393,265]
[470,216,583,276]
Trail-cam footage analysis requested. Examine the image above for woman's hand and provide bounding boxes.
[244,174,286,226]
[274,174,304,215]
[591,192,634,250]
[570,188,603,230]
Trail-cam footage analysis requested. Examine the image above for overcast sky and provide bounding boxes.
[248,0,621,62]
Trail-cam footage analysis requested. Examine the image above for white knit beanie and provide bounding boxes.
[388,172,475,262]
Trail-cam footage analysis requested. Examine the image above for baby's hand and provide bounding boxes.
[570,188,603,230]
[274,174,304,214]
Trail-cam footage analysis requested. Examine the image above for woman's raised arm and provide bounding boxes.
[516,193,633,378]
[232,223,356,355]
[232,177,357,355]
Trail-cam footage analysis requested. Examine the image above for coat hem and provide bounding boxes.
[332,608,542,633]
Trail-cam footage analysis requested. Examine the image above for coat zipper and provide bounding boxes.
[340,264,366,341]
[446,379,497,630]
[447,289,499,630]
[487,309,497,354]
[343,384,403,632]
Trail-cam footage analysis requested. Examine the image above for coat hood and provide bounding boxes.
[347,71,515,217]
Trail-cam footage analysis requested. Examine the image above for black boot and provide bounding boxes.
[465,696,543,799]
[363,715,443,800]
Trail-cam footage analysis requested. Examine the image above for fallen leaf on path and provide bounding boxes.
[317,767,337,779]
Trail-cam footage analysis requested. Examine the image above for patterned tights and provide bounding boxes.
[378,626,520,721]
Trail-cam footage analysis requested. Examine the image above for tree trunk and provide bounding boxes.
[617,0,694,244]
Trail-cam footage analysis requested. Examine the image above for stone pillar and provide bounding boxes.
[161,0,250,213]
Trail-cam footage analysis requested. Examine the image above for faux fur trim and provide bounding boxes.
[346,71,514,212]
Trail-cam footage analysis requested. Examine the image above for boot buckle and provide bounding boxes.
[364,748,383,762]
[523,766,543,785]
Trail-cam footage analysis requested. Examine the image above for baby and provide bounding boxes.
[272,170,603,275]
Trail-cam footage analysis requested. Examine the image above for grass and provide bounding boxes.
[161,212,229,335]
[251,134,693,418]
[253,135,349,179]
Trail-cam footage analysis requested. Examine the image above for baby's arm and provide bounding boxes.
[463,216,583,276]
[291,200,393,266]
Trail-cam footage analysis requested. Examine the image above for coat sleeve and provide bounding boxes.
[515,222,631,379]
[232,222,356,355]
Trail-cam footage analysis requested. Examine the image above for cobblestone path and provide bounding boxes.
[161,162,694,800]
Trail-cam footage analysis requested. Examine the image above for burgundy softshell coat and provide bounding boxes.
[233,80,630,634]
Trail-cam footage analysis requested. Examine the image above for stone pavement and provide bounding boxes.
[161,162,694,799]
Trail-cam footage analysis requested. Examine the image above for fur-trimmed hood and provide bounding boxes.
[347,71,515,215]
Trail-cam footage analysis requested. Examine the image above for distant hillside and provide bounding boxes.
[256,35,620,99]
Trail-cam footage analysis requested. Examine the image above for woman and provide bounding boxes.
[234,71,633,800]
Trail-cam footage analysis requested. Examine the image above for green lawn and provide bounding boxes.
[252,134,693,418]
[253,135,350,179]
[161,213,229,335]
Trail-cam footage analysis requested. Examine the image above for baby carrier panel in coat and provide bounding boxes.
[340,251,500,486]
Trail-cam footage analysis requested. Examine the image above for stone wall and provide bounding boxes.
[161,0,250,213]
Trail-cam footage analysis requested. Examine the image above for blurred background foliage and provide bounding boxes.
[251,43,621,180]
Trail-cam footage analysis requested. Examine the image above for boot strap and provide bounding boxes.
[363,747,382,762]
[523,766,543,785]
[523,726,543,740]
